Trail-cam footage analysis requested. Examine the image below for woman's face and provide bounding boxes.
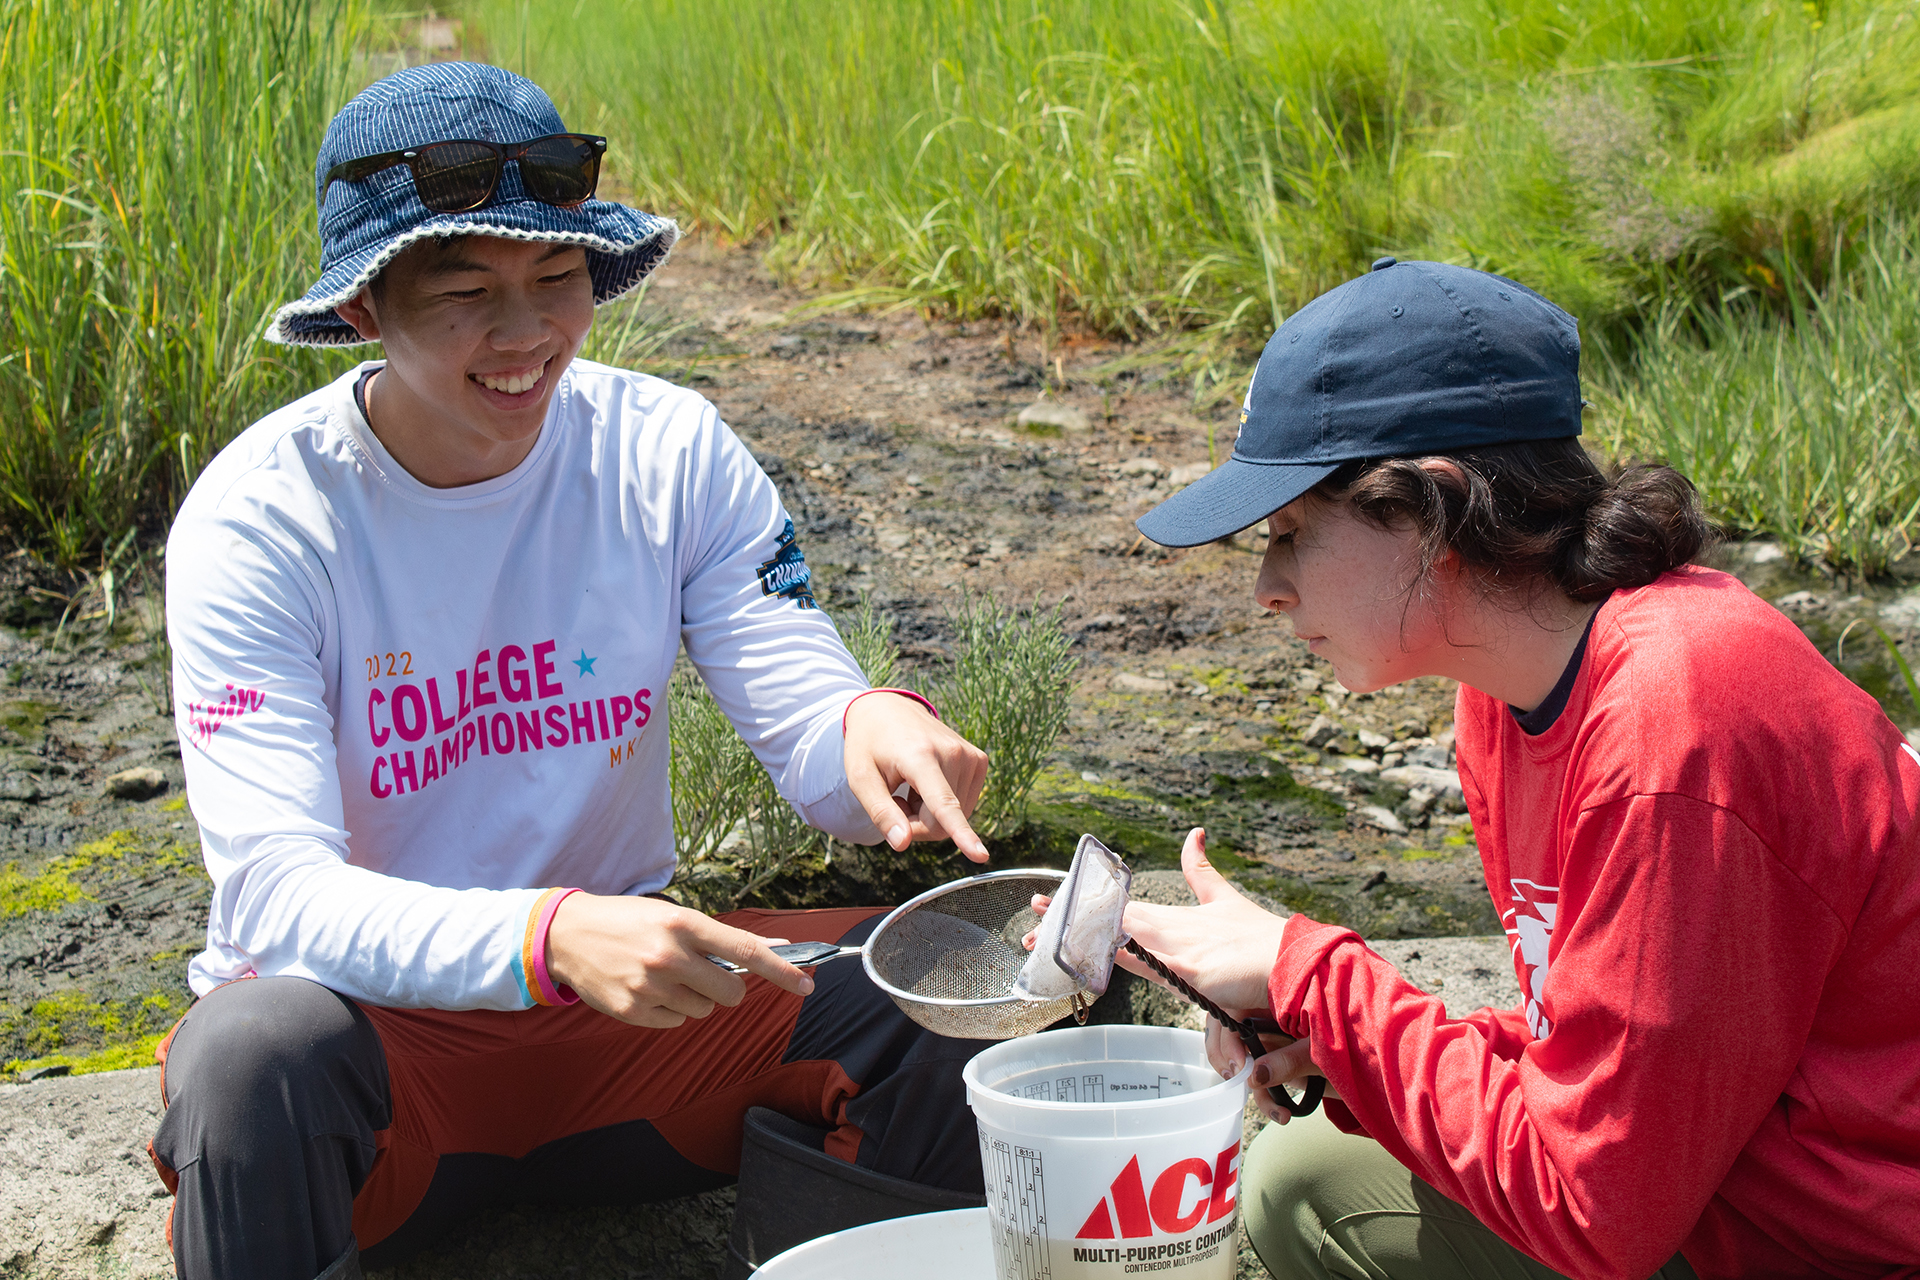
[1253,498,1449,692]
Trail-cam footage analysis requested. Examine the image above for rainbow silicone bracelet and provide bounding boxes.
[526,887,581,1007]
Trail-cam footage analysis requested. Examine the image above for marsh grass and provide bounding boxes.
[1594,220,1920,575]
[473,0,1920,343]
[0,0,386,566]
[467,0,1920,569]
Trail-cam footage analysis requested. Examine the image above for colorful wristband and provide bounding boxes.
[526,887,582,1007]
[842,687,941,734]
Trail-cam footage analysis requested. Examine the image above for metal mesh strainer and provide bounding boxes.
[861,868,1070,1039]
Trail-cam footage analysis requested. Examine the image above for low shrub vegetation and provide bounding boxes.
[671,594,1078,902]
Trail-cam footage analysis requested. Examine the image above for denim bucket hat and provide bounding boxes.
[1136,257,1582,547]
[266,62,678,346]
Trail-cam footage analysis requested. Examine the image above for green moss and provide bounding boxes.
[0,699,52,741]
[6,1031,167,1079]
[1442,832,1473,847]
[1,988,181,1077]
[1167,664,1251,698]
[0,859,91,917]
[1399,847,1455,861]
[160,796,187,812]
[0,830,192,919]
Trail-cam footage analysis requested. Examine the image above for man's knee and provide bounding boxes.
[160,977,389,1159]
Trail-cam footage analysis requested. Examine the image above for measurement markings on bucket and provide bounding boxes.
[983,1136,1052,1280]
[1108,1076,1178,1098]
[1019,1074,1108,1102]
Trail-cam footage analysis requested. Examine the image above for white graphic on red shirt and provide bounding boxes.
[1504,878,1559,1039]
[184,685,265,748]
[1902,742,1920,769]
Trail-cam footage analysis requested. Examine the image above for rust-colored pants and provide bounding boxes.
[148,908,987,1280]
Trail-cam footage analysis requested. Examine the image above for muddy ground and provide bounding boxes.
[4,233,1920,1078]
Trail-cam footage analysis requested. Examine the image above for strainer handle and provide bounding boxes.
[1121,939,1323,1117]
[1236,1016,1327,1118]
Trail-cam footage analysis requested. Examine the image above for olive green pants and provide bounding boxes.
[1241,1109,1698,1280]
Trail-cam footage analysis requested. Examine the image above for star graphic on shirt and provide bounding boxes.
[573,650,597,676]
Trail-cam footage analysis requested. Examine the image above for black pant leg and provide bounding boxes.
[153,977,390,1280]
[782,913,991,1193]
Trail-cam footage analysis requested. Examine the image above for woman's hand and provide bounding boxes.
[1206,1015,1337,1124]
[546,892,814,1027]
[1117,827,1291,1011]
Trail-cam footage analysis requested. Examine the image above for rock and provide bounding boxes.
[1080,771,1102,783]
[1112,672,1174,693]
[1368,937,1520,1018]
[0,774,42,802]
[105,767,167,802]
[1357,729,1390,751]
[1303,715,1341,749]
[1881,592,1920,631]
[1379,764,1464,803]
[1773,590,1821,612]
[0,1066,742,1280]
[1403,743,1450,769]
[1,1067,172,1279]
[1336,756,1379,776]
[1015,401,1090,434]
[1166,462,1211,487]
[1117,456,1166,477]
[1355,804,1406,834]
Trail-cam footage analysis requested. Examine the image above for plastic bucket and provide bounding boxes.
[963,1025,1251,1280]
[754,1207,993,1279]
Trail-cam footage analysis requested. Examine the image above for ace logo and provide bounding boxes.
[1074,1146,1240,1239]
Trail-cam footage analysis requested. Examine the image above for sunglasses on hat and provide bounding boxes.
[323,133,606,213]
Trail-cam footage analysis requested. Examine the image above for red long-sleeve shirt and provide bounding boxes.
[1268,567,1920,1279]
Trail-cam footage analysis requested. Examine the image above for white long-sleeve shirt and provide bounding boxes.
[166,359,880,1009]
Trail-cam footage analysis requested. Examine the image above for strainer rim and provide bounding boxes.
[860,867,1067,1010]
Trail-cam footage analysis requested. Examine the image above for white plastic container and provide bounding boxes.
[963,1025,1251,1280]
[754,1207,992,1279]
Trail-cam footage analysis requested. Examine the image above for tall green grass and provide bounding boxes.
[471,0,1920,344]
[0,0,381,566]
[1595,220,1920,576]
[470,0,1920,569]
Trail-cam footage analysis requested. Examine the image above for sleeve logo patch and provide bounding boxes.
[758,519,817,610]
[184,684,265,748]
[1504,878,1559,1040]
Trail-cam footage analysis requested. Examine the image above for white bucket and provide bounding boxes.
[963,1025,1251,1280]
[755,1207,993,1279]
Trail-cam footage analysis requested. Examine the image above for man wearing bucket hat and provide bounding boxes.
[152,63,996,1280]
[1113,258,1920,1278]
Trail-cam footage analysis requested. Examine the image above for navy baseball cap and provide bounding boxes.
[267,63,677,346]
[1136,257,1582,547]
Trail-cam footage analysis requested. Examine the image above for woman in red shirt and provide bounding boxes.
[1121,259,1920,1280]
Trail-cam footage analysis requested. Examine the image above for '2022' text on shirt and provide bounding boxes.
[166,360,880,1010]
